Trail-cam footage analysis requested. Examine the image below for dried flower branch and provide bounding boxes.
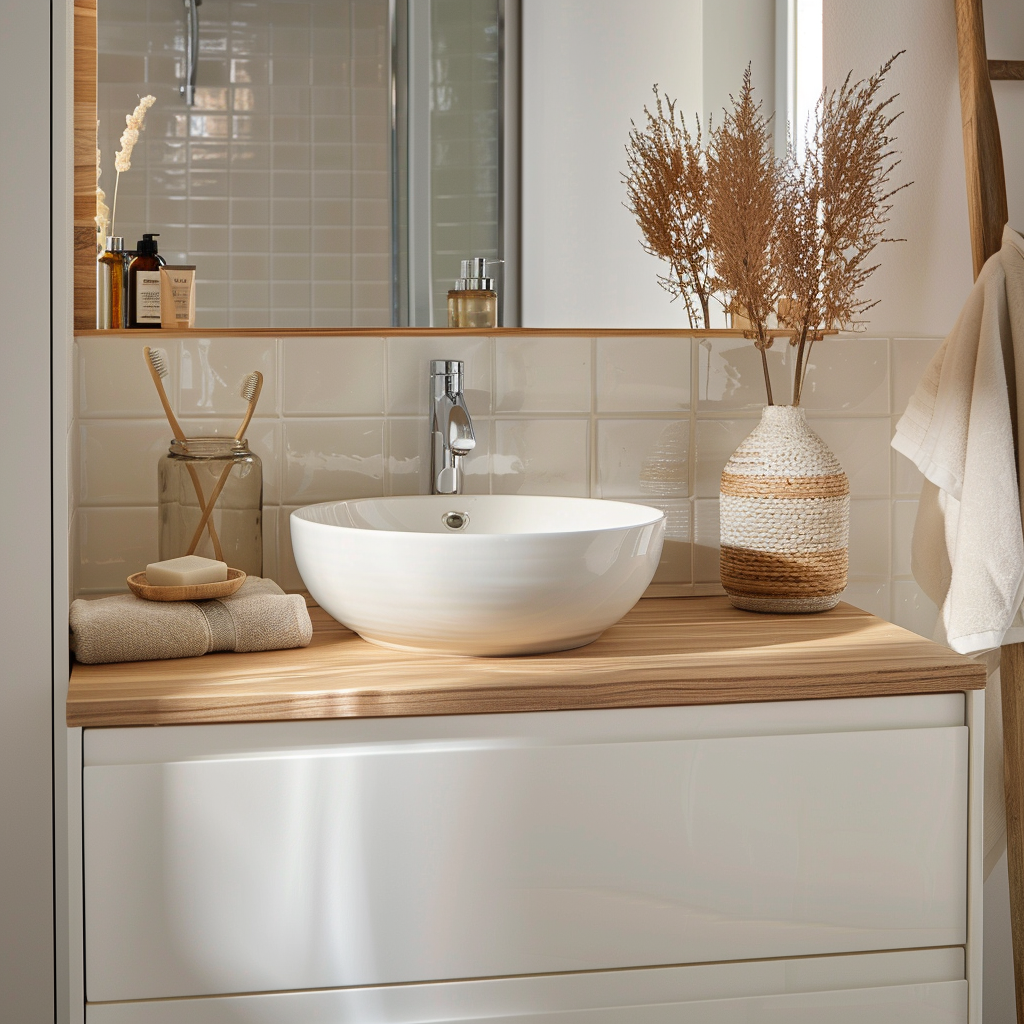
[706,66,783,404]
[95,120,110,251]
[777,53,911,404]
[110,95,156,238]
[624,88,715,328]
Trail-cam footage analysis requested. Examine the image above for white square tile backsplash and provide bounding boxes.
[74,331,942,640]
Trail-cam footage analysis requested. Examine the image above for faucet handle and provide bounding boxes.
[430,359,464,393]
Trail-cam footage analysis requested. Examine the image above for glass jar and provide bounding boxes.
[158,437,263,576]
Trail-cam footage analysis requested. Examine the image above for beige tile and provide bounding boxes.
[283,336,385,415]
[492,419,589,497]
[892,337,943,416]
[596,419,689,499]
[841,581,891,620]
[178,336,279,417]
[79,335,178,418]
[77,507,159,593]
[892,499,918,577]
[494,336,590,413]
[798,337,889,414]
[694,419,758,497]
[271,281,311,308]
[638,498,692,585]
[847,499,890,578]
[276,506,306,592]
[172,418,281,505]
[892,580,940,639]
[283,418,384,503]
[386,335,491,416]
[692,498,721,584]
[696,335,793,411]
[809,417,891,498]
[596,336,690,413]
[79,420,173,507]
[260,505,280,585]
[386,417,490,497]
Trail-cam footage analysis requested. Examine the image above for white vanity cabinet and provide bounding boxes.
[80,693,980,1023]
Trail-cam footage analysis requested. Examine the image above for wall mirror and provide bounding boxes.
[74,0,822,331]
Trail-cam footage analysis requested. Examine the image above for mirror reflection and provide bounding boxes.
[96,0,819,329]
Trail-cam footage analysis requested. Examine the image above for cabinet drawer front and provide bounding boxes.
[85,726,967,1000]
[88,982,969,1024]
[86,949,968,1023]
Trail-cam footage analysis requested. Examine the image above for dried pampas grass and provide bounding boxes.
[109,95,156,238]
[624,87,714,328]
[706,66,782,404]
[624,55,909,406]
[95,120,110,251]
[777,52,910,404]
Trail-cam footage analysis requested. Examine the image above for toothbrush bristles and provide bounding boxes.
[240,371,262,403]
[147,347,169,379]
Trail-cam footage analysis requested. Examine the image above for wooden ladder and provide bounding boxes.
[954,0,1022,1017]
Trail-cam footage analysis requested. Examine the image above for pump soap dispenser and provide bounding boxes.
[128,233,166,329]
[448,257,498,329]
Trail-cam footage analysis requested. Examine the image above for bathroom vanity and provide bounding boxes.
[67,598,986,1023]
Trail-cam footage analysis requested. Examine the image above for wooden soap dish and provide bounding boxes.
[127,568,247,602]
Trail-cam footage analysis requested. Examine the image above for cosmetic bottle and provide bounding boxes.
[128,233,166,329]
[96,236,131,329]
[448,257,498,329]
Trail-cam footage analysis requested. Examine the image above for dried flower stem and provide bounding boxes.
[706,66,782,404]
[777,53,910,404]
[95,120,110,250]
[624,87,714,328]
[110,95,156,236]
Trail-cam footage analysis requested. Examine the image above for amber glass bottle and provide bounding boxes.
[448,257,498,328]
[96,236,130,329]
[128,233,166,328]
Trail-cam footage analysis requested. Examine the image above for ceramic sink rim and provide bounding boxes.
[289,495,667,657]
[290,494,666,538]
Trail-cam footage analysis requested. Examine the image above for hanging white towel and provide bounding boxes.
[893,224,1024,876]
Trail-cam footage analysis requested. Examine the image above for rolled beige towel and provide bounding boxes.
[70,576,313,665]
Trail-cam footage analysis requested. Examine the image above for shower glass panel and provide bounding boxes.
[398,0,504,326]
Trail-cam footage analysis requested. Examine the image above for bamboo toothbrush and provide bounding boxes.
[185,371,263,556]
[143,346,224,561]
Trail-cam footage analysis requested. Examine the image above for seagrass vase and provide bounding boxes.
[719,405,849,613]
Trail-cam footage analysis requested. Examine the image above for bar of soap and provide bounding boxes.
[146,555,228,587]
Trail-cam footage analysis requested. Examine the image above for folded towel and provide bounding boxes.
[892,223,1024,877]
[70,576,313,665]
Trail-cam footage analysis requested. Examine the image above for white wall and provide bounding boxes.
[0,0,60,1020]
[520,0,703,327]
[824,1,1024,1020]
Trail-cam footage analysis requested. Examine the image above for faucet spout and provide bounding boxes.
[430,360,475,495]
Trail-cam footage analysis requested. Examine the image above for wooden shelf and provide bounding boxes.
[74,326,840,339]
[67,597,985,728]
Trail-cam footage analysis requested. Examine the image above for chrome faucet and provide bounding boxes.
[429,360,476,495]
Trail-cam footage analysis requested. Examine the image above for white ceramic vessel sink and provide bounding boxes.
[290,495,665,656]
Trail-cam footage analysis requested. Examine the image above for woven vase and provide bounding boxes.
[719,405,849,613]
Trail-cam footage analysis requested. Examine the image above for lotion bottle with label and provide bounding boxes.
[128,233,166,329]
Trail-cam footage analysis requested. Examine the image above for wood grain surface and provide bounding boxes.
[990,59,1024,81]
[74,327,838,339]
[73,0,97,330]
[955,0,1009,279]
[66,598,984,728]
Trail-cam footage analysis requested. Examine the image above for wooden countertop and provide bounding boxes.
[66,598,985,729]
